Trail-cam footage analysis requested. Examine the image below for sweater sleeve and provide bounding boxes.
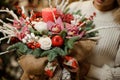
[87,64,113,80]
[66,1,82,13]
[115,44,120,66]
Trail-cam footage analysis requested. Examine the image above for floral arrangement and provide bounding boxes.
[0,0,98,80]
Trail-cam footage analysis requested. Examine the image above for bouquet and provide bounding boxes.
[0,0,98,80]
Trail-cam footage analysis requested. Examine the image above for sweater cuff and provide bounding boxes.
[111,67,120,78]
[87,65,102,79]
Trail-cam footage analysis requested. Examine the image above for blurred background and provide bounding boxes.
[0,0,87,80]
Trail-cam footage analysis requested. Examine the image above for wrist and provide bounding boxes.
[87,65,102,79]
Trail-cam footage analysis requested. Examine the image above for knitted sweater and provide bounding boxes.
[68,0,120,67]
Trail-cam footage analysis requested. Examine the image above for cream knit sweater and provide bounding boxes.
[68,0,120,67]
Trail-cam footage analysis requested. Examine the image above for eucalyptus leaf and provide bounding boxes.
[7,42,28,53]
[18,43,28,53]
[26,49,33,54]
[60,30,67,39]
[48,51,58,61]
[29,27,41,35]
[7,43,19,51]
[64,46,69,55]
[32,48,42,57]
[86,21,93,28]
[41,50,51,57]
[67,36,79,49]
[53,47,66,56]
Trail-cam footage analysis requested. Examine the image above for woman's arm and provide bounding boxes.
[87,64,113,80]
[115,44,120,66]
[110,44,120,79]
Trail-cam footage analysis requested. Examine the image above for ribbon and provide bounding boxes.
[44,56,78,78]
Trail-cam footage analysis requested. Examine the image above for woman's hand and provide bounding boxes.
[87,64,113,80]
[111,67,120,79]
[99,65,113,80]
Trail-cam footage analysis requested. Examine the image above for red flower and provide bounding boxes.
[27,42,40,49]
[30,12,42,22]
[10,37,20,44]
[61,13,74,23]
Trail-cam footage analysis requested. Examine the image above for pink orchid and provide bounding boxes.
[13,17,26,29]
[15,25,29,40]
[65,23,79,38]
[13,17,29,40]
[47,17,64,34]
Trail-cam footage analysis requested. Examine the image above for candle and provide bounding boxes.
[42,8,57,22]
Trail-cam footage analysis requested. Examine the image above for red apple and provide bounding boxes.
[52,35,64,47]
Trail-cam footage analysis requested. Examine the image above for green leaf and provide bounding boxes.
[67,36,79,49]
[85,27,92,31]
[7,42,30,55]
[72,10,81,15]
[64,8,70,14]
[26,49,33,54]
[41,50,51,57]
[29,27,41,35]
[53,47,66,56]
[81,16,87,22]
[60,30,67,39]
[29,27,35,33]
[41,47,66,61]
[86,21,93,28]
[64,46,69,55]
[32,48,42,57]
[48,51,58,61]
[17,43,28,53]
[7,43,18,51]
[7,42,28,53]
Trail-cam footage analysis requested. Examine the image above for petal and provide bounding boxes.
[47,21,55,30]
[65,23,72,30]
[56,17,64,30]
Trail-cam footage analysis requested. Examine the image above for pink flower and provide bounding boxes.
[16,26,29,40]
[65,23,79,38]
[13,17,26,29]
[13,17,30,40]
[47,17,64,34]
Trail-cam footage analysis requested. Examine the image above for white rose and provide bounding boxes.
[38,36,52,50]
[33,21,48,32]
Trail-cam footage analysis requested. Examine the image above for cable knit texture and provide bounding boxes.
[68,0,120,67]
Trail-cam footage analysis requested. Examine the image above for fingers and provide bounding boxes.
[111,67,120,77]
[100,65,113,80]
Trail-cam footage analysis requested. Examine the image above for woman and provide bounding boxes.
[68,0,120,80]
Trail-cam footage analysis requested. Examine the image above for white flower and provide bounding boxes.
[21,33,39,43]
[22,38,27,43]
[33,21,48,32]
[38,36,52,50]
[31,33,35,38]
